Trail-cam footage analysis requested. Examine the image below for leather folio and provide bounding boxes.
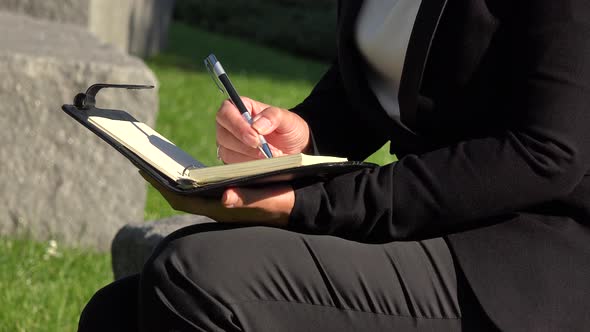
[61,84,376,197]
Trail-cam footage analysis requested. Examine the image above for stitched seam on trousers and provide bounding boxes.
[225,298,461,320]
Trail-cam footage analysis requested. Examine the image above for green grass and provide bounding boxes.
[0,237,112,331]
[1,22,396,331]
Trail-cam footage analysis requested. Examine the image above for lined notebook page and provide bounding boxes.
[86,109,203,181]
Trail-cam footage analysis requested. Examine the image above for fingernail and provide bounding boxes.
[222,191,238,208]
[252,116,271,134]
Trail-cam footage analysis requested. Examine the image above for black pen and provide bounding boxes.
[204,54,273,159]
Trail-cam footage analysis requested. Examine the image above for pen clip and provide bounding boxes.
[204,54,227,96]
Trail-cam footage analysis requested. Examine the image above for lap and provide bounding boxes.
[137,223,494,331]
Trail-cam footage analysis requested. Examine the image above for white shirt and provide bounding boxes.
[355,0,422,121]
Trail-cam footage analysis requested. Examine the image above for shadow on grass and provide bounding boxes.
[147,22,329,85]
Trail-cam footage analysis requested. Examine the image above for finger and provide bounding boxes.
[240,97,271,117]
[222,186,293,209]
[219,186,293,227]
[252,108,310,155]
[252,107,304,136]
[217,144,265,164]
[216,99,259,148]
[251,107,283,135]
[216,123,260,158]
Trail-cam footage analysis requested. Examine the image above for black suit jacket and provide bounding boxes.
[288,0,590,330]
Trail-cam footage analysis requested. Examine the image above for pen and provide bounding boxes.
[204,53,273,159]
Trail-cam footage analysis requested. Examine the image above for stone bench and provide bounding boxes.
[0,12,158,250]
[111,215,216,279]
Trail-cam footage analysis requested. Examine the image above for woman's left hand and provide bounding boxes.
[140,171,293,227]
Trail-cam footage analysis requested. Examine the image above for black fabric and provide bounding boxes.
[130,223,495,331]
[288,0,590,330]
[78,274,140,332]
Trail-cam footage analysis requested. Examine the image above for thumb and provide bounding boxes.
[252,106,308,137]
[252,107,310,154]
[220,185,293,209]
[221,187,262,208]
[221,188,243,208]
[251,107,284,135]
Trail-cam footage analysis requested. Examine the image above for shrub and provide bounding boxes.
[173,0,337,61]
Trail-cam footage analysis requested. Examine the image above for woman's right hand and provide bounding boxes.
[216,97,311,164]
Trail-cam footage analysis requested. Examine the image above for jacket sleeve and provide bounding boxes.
[288,1,590,243]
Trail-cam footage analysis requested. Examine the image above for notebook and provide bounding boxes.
[61,85,376,197]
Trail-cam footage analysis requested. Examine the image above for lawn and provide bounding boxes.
[0,238,111,331]
[0,22,396,331]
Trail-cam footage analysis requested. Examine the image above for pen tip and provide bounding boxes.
[262,144,273,158]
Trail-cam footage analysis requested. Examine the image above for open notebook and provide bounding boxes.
[85,107,347,187]
[62,87,375,196]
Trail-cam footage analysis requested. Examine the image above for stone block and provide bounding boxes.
[0,0,175,58]
[111,215,215,279]
[0,12,158,250]
[91,0,176,58]
[0,0,89,25]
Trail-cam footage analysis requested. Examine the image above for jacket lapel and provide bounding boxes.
[398,0,449,130]
[336,0,372,118]
[337,0,449,134]
[337,0,400,140]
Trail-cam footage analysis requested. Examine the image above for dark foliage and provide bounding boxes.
[173,0,337,61]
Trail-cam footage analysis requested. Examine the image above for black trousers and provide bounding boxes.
[78,223,498,331]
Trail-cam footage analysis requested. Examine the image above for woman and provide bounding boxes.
[79,0,590,331]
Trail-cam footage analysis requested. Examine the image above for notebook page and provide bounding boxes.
[87,110,203,181]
